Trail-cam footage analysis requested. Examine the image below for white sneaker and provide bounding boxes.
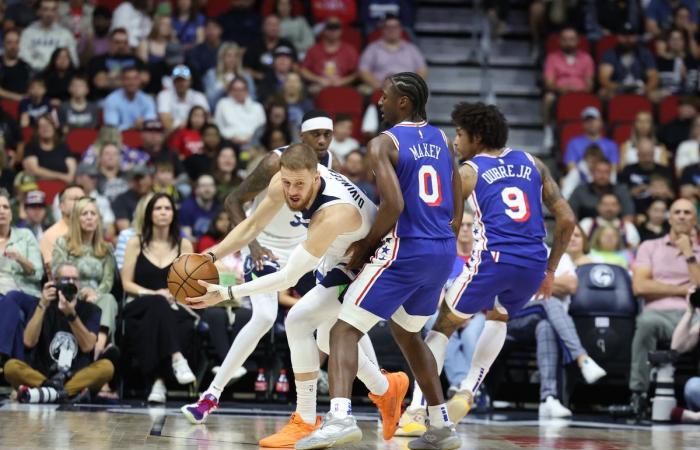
[173,358,196,384]
[148,379,167,403]
[580,357,607,384]
[539,396,572,418]
[395,406,427,437]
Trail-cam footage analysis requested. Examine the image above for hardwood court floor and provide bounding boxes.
[1,401,700,450]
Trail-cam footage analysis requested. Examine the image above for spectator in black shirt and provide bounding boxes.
[620,137,674,212]
[22,114,76,183]
[113,165,153,231]
[257,44,297,104]
[218,0,262,48]
[656,28,699,97]
[0,107,21,154]
[637,199,670,242]
[40,47,76,106]
[86,28,147,100]
[680,159,700,201]
[18,77,51,128]
[244,14,295,81]
[3,261,114,403]
[659,95,700,154]
[569,159,636,221]
[185,17,222,76]
[0,29,31,102]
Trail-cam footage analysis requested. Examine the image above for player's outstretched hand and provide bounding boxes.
[535,270,555,300]
[346,238,373,271]
[187,280,226,309]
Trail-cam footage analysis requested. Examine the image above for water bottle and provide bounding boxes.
[275,369,289,402]
[255,368,268,401]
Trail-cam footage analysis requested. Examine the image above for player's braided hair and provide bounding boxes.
[389,72,429,120]
[451,102,508,149]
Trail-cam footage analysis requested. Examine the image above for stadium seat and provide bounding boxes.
[545,32,591,55]
[559,121,585,157]
[569,264,637,379]
[261,0,304,16]
[37,180,67,205]
[66,128,99,156]
[95,0,122,11]
[658,95,679,124]
[341,27,363,54]
[21,127,33,144]
[366,27,412,44]
[595,35,618,62]
[556,92,602,124]
[0,98,19,121]
[205,0,230,18]
[612,122,633,147]
[316,87,363,139]
[121,130,143,148]
[608,94,652,124]
[371,89,383,105]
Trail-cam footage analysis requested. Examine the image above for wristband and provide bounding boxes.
[207,251,217,263]
[66,313,77,322]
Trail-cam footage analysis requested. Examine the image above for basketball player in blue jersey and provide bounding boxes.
[297,72,464,450]
[398,102,577,433]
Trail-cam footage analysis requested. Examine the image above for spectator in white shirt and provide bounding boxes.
[110,0,153,48]
[157,65,209,132]
[19,0,78,71]
[214,77,265,146]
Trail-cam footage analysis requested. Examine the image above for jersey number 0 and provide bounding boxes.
[418,165,442,206]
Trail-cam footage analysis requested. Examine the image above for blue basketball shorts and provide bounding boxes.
[445,250,547,318]
[339,231,456,334]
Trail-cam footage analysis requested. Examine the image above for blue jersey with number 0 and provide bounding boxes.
[383,121,454,240]
[466,148,547,267]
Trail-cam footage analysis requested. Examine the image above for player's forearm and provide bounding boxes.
[546,200,576,273]
[633,279,688,298]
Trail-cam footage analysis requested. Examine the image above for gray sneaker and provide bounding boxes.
[295,413,362,449]
[408,425,462,450]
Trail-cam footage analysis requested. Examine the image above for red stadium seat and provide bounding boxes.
[659,95,679,124]
[66,128,99,155]
[0,98,20,121]
[545,33,590,55]
[366,27,412,44]
[371,89,383,105]
[612,123,633,147]
[122,130,143,148]
[341,27,363,54]
[261,0,305,16]
[22,127,33,144]
[559,121,585,158]
[205,0,230,18]
[316,87,363,139]
[595,35,618,62]
[556,92,602,124]
[95,0,122,11]
[37,180,67,205]
[608,94,652,124]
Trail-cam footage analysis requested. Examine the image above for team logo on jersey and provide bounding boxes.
[589,265,615,288]
[289,214,309,228]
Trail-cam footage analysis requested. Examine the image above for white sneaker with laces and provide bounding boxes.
[580,357,607,384]
[173,357,196,384]
[148,379,167,403]
[539,396,572,418]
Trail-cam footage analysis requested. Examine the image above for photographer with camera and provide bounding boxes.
[2,262,114,403]
[669,288,700,423]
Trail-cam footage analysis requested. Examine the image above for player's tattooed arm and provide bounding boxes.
[218,152,281,268]
[534,157,576,274]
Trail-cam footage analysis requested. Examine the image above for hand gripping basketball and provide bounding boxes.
[186,280,236,309]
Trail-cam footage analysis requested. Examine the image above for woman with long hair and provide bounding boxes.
[283,72,312,131]
[137,13,176,64]
[41,48,76,105]
[618,111,669,169]
[251,99,294,149]
[638,199,670,243]
[0,189,44,363]
[52,196,117,358]
[589,224,632,269]
[212,144,243,202]
[172,0,205,50]
[566,224,593,266]
[120,193,197,402]
[22,114,76,184]
[173,105,208,160]
[204,42,256,108]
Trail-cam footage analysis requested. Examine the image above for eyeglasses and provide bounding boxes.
[58,276,79,283]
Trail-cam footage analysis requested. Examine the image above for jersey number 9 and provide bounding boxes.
[501,186,531,222]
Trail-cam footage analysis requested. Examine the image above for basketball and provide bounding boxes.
[168,254,220,305]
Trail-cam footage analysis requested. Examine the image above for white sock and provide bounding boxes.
[460,320,506,393]
[295,379,318,424]
[207,385,223,400]
[427,404,453,429]
[409,331,449,409]
[330,397,352,419]
[356,350,389,396]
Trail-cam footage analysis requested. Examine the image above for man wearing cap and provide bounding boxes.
[301,17,359,94]
[258,44,298,103]
[16,191,50,240]
[564,106,619,172]
[112,166,153,232]
[243,14,296,81]
[103,66,157,131]
[39,184,85,265]
[157,65,209,132]
[180,109,341,430]
[599,22,658,100]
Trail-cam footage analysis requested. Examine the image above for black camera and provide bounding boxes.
[56,279,78,301]
[690,288,700,309]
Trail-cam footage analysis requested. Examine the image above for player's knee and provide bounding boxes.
[486,308,509,322]
[330,319,362,341]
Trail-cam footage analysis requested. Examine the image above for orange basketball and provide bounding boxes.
[168,254,220,305]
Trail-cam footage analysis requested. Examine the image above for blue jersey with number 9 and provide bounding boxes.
[382,120,455,240]
[465,148,547,268]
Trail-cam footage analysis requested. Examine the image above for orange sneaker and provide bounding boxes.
[258,412,321,448]
[368,370,409,440]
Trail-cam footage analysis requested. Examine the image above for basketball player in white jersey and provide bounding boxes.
[186,144,409,448]
[181,111,349,422]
